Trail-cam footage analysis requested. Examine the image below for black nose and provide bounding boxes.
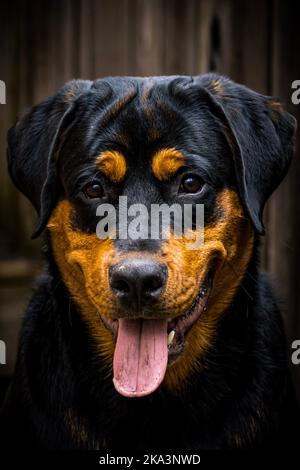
[109,259,167,309]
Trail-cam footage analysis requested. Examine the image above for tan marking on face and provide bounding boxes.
[48,189,254,394]
[48,201,119,367]
[160,189,254,390]
[96,150,127,183]
[152,148,185,181]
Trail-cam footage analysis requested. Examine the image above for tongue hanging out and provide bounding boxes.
[113,318,168,397]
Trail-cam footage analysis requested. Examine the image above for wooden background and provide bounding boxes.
[0,0,300,401]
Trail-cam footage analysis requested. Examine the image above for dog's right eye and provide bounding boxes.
[83,182,104,199]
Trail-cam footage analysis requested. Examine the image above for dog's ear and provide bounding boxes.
[7,80,93,238]
[196,74,297,234]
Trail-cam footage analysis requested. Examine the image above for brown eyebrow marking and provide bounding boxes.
[151,148,185,181]
[96,150,127,183]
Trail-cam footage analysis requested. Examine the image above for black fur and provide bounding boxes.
[1,74,299,450]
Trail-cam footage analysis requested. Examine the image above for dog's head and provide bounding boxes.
[8,74,296,397]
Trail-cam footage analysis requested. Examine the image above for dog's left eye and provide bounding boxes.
[180,175,204,194]
[83,182,104,199]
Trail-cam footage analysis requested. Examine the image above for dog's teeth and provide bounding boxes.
[168,330,175,345]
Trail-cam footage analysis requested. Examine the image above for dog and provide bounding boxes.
[1,73,299,451]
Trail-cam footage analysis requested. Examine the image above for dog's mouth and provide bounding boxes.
[99,273,212,398]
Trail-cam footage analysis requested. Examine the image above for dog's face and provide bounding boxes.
[8,75,296,397]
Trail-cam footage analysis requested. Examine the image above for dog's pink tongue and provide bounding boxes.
[113,318,168,398]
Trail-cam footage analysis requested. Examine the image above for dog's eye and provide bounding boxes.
[180,175,204,194]
[84,182,104,199]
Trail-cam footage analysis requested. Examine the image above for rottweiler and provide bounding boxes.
[1,73,299,451]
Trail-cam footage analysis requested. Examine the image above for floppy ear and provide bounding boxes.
[7,80,93,238]
[196,74,297,234]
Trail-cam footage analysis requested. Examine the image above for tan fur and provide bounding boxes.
[96,150,127,183]
[48,189,254,391]
[162,190,254,389]
[151,148,185,181]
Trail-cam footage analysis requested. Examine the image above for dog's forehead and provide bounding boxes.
[80,76,186,135]
[61,76,232,177]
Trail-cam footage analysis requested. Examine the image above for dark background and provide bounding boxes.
[0,0,300,405]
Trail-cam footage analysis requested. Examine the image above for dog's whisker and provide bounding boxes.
[225,260,254,302]
[244,269,260,286]
[53,279,62,292]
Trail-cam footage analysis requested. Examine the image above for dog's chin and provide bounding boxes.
[98,272,212,398]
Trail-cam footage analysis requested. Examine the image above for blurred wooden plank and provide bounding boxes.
[134,0,165,75]
[162,0,181,74]
[223,0,269,93]
[164,0,198,75]
[78,0,94,78]
[0,259,40,282]
[196,0,214,73]
[90,0,131,78]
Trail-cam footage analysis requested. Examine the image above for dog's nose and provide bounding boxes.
[109,259,167,309]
